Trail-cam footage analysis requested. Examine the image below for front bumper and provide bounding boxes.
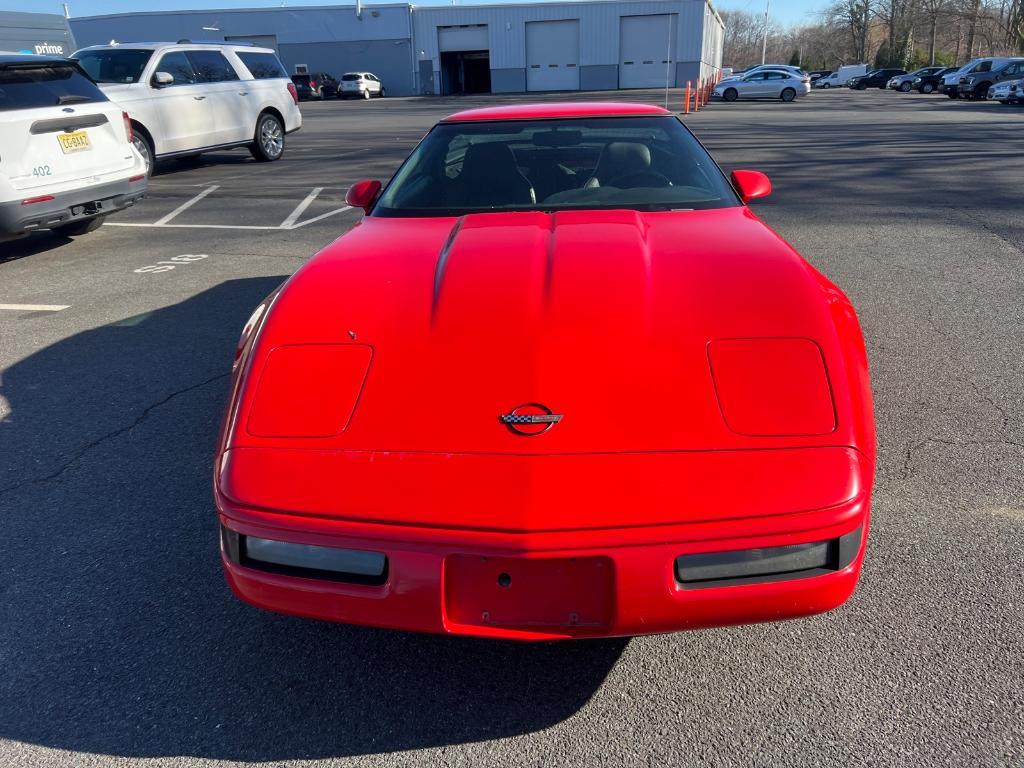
[216,447,872,640]
[0,175,146,238]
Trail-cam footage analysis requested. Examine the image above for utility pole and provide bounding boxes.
[761,0,770,64]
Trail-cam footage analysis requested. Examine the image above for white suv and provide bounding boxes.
[339,72,385,99]
[0,54,147,241]
[72,43,302,174]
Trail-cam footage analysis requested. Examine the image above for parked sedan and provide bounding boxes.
[290,72,339,100]
[989,78,1023,104]
[849,68,907,89]
[957,58,1024,100]
[912,67,957,93]
[887,66,947,92]
[713,70,810,102]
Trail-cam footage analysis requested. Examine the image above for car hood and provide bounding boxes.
[234,207,870,456]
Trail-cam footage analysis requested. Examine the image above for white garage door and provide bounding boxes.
[526,20,580,92]
[619,14,676,89]
[438,25,489,52]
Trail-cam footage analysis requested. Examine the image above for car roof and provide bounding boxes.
[0,53,73,66]
[74,42,275,54]
[443,102,672,122]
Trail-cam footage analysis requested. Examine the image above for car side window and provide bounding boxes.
[976,61,992,72]
[186,50,240,83]
[765,72,785,80]
[154,52,196,86]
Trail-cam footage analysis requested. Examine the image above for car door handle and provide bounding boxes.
[193,95,206,100]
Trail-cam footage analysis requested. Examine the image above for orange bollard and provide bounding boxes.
[684,81,691,114]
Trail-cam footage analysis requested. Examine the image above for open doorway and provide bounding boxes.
[440,51,491,95]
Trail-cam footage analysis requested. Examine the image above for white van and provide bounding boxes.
[0,54,147,240]
[72,42,302,174]
[814,64,868,88]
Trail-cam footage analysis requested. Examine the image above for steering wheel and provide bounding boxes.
[605,170,673,189]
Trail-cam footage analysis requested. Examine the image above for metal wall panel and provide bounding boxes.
[70,5,412,48]
[525,19,579,91]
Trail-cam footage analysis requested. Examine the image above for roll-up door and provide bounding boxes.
[526,20,580,92]
[619,14,676,89]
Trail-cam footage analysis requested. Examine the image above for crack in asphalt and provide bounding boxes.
[901,435,1024,480]
[0,372,229,498]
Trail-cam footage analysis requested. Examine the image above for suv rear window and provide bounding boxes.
[291,74,310,85]
[341,74,361,81]
[74,49,152,84]
[0,62,108,112]
[237,51,288,79]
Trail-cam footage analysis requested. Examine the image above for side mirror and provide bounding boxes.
[345,179,382,214]
[152,71,174,87]
[731,170,772,203]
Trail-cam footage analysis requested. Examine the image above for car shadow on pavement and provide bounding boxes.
[0,231,75,263]
[0,277,624,762]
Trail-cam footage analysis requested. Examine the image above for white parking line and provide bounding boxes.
[280,187,324,228]
[0,303,69,312]
[106,222,282,231]
[289,205,352,229]
[152,185,220,226]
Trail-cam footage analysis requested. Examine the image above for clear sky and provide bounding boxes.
[10,0,824,29]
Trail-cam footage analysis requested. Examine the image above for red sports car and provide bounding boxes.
[215,102,875,640]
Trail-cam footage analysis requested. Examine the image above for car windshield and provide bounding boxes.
[0,62,108,111]
[73,49,152,84]
[373,116,741,217]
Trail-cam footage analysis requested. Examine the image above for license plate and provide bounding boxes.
[57,130,91,154]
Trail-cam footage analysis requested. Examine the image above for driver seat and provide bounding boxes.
[584,142,652,188]
[458,142,536,207]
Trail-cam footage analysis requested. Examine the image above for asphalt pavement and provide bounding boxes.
[0,88,1021,767]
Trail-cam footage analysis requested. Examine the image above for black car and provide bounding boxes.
[913,66,957,93]
[290,72,339,100]
[849,68,907,89]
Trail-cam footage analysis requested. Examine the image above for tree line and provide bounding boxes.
[722,0,1024,71]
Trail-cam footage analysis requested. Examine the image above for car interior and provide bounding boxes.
[377,117,738,214]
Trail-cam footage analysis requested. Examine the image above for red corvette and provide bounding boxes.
[215,102,875,640]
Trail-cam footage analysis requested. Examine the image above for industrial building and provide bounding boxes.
[68,1,723,97]
[0,10,75,56]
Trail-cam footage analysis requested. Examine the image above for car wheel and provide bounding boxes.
[922,82,934,93]
[362,89,371,100]
[723,88,738,102]
[54,215,106,237]
[379,87,386,97]
[973,84,988,101]
[250,112,285,162]
[781,87,796,102]
[856,83,867,90]
[947,90,959,98]
[822,82,830,88]
[131,131,154,177]
[899,82,912,92]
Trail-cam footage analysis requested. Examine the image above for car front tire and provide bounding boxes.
[250,113,285,162]
[899,82,912,92]
[822,82,830,88]
[921,83,934,93]
[723,88,738,102]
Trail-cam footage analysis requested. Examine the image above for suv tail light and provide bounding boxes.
[310,79,318,89]
[122,111,133,143]
[287,82,299,104]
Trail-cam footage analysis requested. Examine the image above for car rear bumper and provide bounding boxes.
[0,174,146,238]
[215,447,872,640]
